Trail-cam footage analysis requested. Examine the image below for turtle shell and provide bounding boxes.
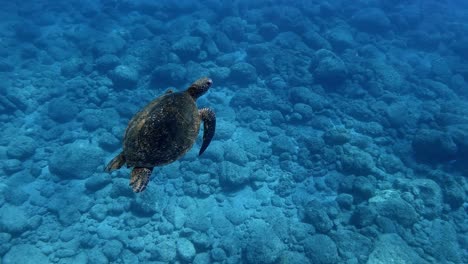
[122,91,200,168]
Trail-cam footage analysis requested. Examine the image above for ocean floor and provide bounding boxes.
[0,0,467,263]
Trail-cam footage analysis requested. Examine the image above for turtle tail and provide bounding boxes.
[105,152,126,172]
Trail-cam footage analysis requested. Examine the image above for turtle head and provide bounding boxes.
[187,77,212,99]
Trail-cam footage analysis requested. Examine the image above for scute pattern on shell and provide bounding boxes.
[123,91,201,167]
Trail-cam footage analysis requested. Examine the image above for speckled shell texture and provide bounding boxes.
[123,91,200,167]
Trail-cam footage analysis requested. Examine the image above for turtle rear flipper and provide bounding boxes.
[198,108,216,155]
[130,167,153,192]
[105,152,126,172]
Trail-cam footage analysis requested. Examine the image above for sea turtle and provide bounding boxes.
[105,77,216,192]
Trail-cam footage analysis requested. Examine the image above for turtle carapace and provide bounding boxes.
[105,77,216,193]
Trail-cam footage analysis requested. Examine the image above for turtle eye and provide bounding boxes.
[206,79,213,86]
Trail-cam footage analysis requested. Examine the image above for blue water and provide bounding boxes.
[0,0,467,263]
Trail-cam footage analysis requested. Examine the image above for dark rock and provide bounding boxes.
[158,222,174,235]
[146,19,165,34]
[95,86,110,102]
[336,193,353,210]
[375,216,397,233]
[443,178,465,209]
[259,23,279,40]
[3,244,48,264]
[0,96,17,112]
[1,159,24,175]
[313,49,347,86]
[327,26,355,51]
[293,103,313,120]
[55,249,75,258]
[220,16,247,41]
[352,176,375,201]
[83,117,101,133]
[304,30,331,50]
[278,251,311,264]
[0,232,11,255]
[103,240,123,261]
[4,188,29,206]
[49,141,104,179]
[151,63,187,89]
[369,190,418,227]
[377,153,404,174]
[412,129,457,162]
[231,88,279,110]
[14,22,42,41]
[214,31,234,52]
[6,135,37,160]
[193,253,210,264]
[230,62,257,84]
[110,178,134,198]
[95,54,120,72]
[61,58,84,78]
[48,97,79,123]
[340,145,375,176]
[301,134,326,155]
[85,174,112,191]
[351,8,391,33]
[216,51,246,67]
[98,132,120,151]
[331,229,372,263]
[423,219,462,263]
[87,248,108,264]
[0,59,14,72]
[171,36,203,60]
[351,205,377,228]
[249,55,275,76]
[126,237,144,253]
[58,206,81,226]
[224,141,248,165]
[211,247,227,262]
[130,194,157,217]
[272,134,297,155]
[177,238,196,262]
[367,234,429,264]
[303,201,333,233]
[220,161,250,189]
[236,106,261,123]
[0,205,30,235]
[131,25,152,40]
[274,173,295,197]
[410,179,443,218]
[89,204,108,221]
[78,233,100,249]
[270,110,285,126]
[302,234,339,264]
[107,201,126,216]
[150,240,176,262]
[5,92,28,111]
[322,128,350,146]
[89,108,119,131]
[110,65,139,90]
[93,35,125,56]
[182,181,198,196]
[245,232,284,264]
[209,66,230,81]
[191,232,211,250]
[191,19,213,37]
[268,6,307,33]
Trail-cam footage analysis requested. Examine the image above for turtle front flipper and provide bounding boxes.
[105,152,126,172]
[130,167,153,192]
[198,108,216,155]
